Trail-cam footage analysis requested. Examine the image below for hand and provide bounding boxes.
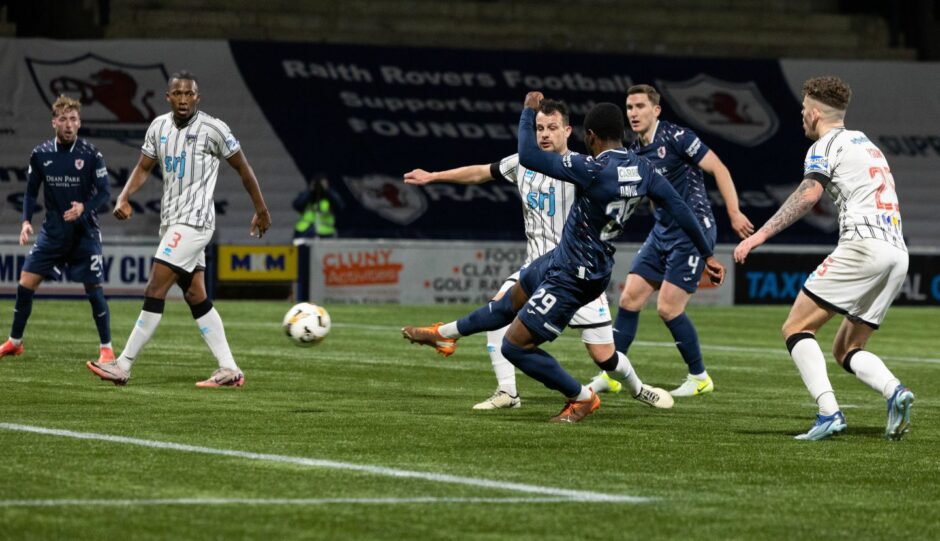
[704,256,725,285]
[63,201,84,222]
[403,169,434,185]
[250,207,272,238]
[523,91,544,110]
[19,221,32,246]
[113,197,133,220]
[729,210,755,239]
[733,232,765,264]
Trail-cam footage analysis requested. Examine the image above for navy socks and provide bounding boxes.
[501,340,581,397]
[86,286,111,344]
[456,293,516,336]
[10,285,34,340]
[665,312,705,375]
[612,308,640,353]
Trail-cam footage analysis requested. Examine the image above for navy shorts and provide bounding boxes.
[23,228,104,284]
[517,252,610,343]
[629,224,717,293]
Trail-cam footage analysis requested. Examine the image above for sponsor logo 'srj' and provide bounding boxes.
[164,151,186,180]
[526,187,556,216]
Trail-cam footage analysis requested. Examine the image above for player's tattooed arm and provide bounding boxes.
[734,178,823,263]
[759,178,824,238]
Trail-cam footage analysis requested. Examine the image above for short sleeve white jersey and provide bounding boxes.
[494,152,576,264]
[141,111,241,230]
[803,128,906,251]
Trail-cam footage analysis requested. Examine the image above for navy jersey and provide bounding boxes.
[517,108,711,280]
[631,120,715,238]
[24,138,109,234]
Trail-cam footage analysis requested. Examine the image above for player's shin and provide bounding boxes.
[10,285,35,341]
[843,349,900,399]
[665,313,706,375]
[456,294,516,336]
[189,299,238,372]
[118,296,165,371]
[612,308,639,353]
[487,326,517,395]
[596,351,642,396]
[787,332,839,415]
[85,285,111,345]
[501,340,583,398]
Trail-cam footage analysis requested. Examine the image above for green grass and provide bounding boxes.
[0,300,937,540]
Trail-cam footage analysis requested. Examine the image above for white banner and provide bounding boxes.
[0,240,181,298]
[0,38,300,244]
[306,239,735,306]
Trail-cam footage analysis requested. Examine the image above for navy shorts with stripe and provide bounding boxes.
[629,224,717,293]
[23,228,104,284]
[517,252,610,344]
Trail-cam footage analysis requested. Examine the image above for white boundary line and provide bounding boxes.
[0,497,602,508]
[0,423,650,504]
[335,323,940,365]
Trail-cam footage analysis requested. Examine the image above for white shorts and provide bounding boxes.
[802,239,908,329]
[497,271,613,344]
[155,223,213,273]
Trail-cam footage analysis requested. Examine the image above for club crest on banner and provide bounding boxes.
[26,53,169,140]
[657,74,779,147]
[343,174,428,225]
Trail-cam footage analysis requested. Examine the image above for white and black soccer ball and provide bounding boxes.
[283,302,331,347]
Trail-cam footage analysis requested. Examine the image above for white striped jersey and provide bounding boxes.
[491,153,575,264]
[141,111,241,230]
[803,128,906,251]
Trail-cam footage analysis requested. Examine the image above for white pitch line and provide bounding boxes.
[0,423,650,504]
[333,322,940,365]
[0,497,597,508]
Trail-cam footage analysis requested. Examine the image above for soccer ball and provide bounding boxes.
[282,302,331,347]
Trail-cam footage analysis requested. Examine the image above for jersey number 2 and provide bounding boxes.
[869,166,899,211]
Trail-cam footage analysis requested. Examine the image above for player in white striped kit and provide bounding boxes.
[87,71,271,388]
[734,76,914,441]
[404,100,672,411]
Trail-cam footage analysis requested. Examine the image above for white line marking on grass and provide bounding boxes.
[0,423,650,504]
[0,497,603,508]
[336,323,940,365]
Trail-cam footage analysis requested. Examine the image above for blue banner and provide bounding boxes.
[231,41,833,244]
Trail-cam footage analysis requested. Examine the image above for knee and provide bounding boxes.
[184,288,207,305]
[656,302,682,321]
[586,343,614,363]
[619,290,643,311]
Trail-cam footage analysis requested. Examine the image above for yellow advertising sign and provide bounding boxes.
[217,245,297,281]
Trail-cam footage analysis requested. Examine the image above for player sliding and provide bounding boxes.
[404,93,724,422]
[735,76,913,441]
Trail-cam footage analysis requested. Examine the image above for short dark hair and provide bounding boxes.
[168,70,199,88]
[802,76,851,111]
[538,99,569,125]
[627,84,661,106]
[583,102,624,142]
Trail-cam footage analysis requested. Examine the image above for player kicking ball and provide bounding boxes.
[405,93,724,422]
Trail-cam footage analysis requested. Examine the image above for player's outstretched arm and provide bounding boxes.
[517,93,591,187]
[114,153,157,220]
[698,150,754,239]
[226,149,271,238]
[404,165,493,186]
[734,177,823,263]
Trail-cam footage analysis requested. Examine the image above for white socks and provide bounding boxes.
[117,310,163,372]
[607,351,642,396]
[486,327,517,396]
[790,336,840,416]
[196,308,239,372]
[847,350,900,399]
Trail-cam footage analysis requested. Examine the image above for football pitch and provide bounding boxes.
[0,300,937,540]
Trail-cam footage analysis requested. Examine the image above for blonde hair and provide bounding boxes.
[51,95,81,116]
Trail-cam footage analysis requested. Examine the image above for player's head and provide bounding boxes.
[167,70,201,122]
[535,99,572,154]
[51,94,81,145]
[625,84,662,135]
[801,76,851,140]
[583,102,625,156]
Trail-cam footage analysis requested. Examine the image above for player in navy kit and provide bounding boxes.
[404,93,725,422]
[0,95,113,364]
[595,84,753,398]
